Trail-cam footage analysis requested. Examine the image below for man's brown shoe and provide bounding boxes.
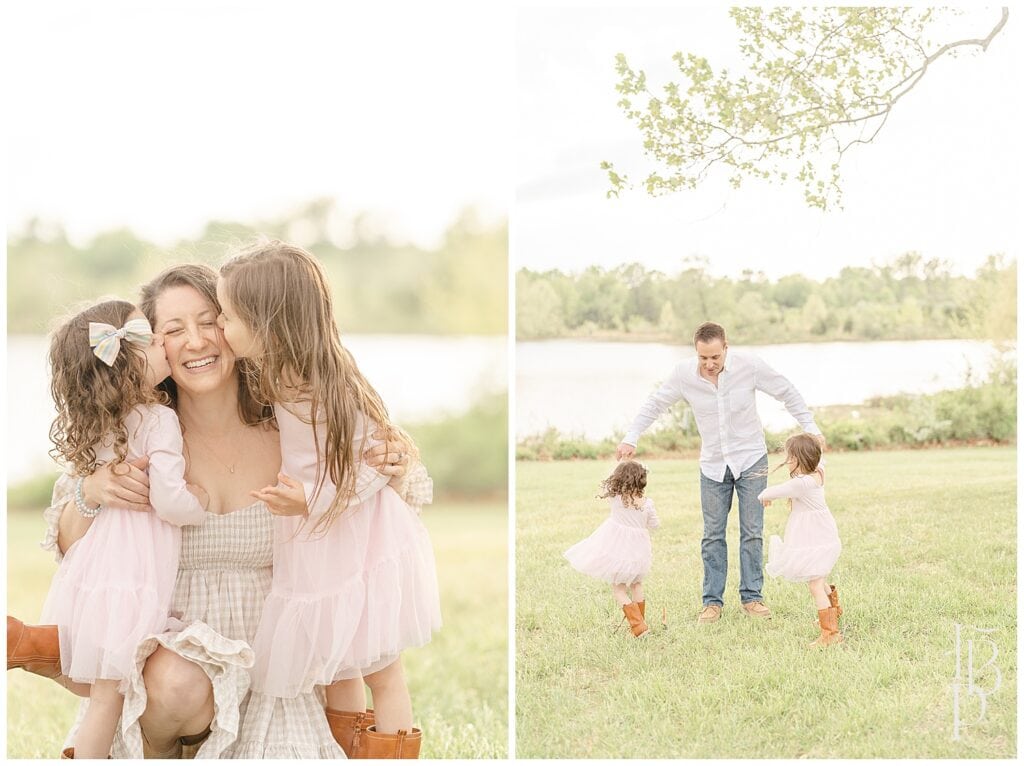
[742,601,772,618]
[697,605,722,624]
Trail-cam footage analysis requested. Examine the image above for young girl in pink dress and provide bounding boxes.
[758,433,843,647]
[564,460,660,638]
[40,300,207,759]
[215,240,441,758]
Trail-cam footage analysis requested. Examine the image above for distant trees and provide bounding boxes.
[8,201,507,336]
[516,254,1015,343]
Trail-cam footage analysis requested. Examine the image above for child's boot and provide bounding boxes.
[622,602,649,638]
[636,600,646,620]
[827,584,842,617]
[354,725,421,759]
[325,708,375,757]
[809,606,843,648]
[7,616,62,679]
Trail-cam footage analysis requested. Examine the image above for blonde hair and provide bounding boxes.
[598,460,648,509]
[48,299,168,475]
[776,433,823,479]
[138,262,272,427]
[219,239,407,534]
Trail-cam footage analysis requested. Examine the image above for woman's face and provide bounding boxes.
[152,285,237,396]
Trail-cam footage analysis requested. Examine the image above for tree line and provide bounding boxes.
[517,253,1015,344]
[8,200,507,336]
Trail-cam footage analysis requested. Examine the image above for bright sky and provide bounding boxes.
[6,0,512,249]
[516,6,1021,280]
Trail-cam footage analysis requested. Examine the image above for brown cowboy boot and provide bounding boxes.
[809,606,843,648]
[636,600,646,620]
[622,602,649,638]
[354,725,421,759]
[828,584,842,617]
[326,707,376,757]
[7,616,61,678]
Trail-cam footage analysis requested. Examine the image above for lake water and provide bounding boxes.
[517,338,1007,440]
[7,334,507,483]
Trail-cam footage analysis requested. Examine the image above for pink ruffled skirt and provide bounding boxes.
[251,486,441,698]
[564,519,652,585]
[766,508,841,583]
[40,507,181,690]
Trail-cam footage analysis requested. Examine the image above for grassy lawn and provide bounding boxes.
[516,447,1016,758]
[7,499,508,759]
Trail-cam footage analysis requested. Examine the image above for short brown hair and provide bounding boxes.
[784,433,822,477]
[693,322,726,346]
[599,460,648,509]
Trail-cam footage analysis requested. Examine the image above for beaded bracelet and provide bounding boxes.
[74,476,102,518]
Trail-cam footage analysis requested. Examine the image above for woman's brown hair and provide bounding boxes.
[219,239,406,534]
[138,262,272,427]
[48,299,168,475]
[599,460,648,509]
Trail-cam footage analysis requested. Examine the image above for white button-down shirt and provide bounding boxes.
[623,350,821,482]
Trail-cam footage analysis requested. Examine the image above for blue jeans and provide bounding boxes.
[699,454,768,607]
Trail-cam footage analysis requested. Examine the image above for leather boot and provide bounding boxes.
[622,602,649,638]
[7,616,61,678]
[354,725,421,759]
[828,584,842,617]
[325,707,375,757]
[809,606,843,648]
[636,600,646,620]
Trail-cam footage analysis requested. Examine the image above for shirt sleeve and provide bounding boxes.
[40,472,76,563]
[145,408,207,526]
[623,363,688,446]
[752,355,821,436]
[645,498,661,530]
[757,476,811,503]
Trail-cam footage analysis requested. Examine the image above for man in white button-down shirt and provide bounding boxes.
[616,322,823,624]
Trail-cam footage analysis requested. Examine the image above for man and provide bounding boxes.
[616,322,823,624]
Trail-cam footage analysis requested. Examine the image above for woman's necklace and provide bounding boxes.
[185,425,245,474]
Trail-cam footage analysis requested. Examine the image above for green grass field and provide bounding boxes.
[7,500,508,759]
[516,448,1016,758]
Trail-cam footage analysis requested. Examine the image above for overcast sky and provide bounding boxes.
[516,6,1021,280]
[7,0,512,249]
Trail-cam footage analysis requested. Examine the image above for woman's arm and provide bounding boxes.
[48,458,152,555]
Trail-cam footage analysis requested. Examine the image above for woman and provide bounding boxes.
[13,263,425,758]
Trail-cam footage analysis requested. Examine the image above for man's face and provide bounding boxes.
[695,338,727,375]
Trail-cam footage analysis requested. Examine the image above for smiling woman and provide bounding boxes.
[8,260,435,758]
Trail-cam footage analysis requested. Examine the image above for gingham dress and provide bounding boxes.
[42,477,343,758]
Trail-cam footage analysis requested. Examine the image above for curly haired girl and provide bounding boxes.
[37,299,207,758]
[564,460,660,637]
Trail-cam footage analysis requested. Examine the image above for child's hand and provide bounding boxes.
[761,498,772,508]
[251,473,308,516]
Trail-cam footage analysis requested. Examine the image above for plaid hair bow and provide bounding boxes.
[88,318,153,366]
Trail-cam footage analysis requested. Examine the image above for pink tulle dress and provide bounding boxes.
[759,472,841,583]
[249,402,442,698]
[564,496,660,584]
[40,404,206,691]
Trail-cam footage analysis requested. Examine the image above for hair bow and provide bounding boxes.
[88,318,153,366]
